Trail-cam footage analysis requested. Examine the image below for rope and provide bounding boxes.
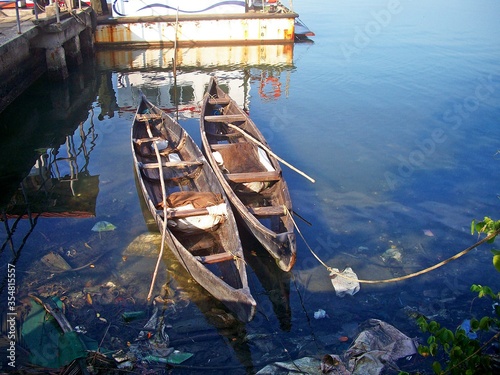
[288,208,500,284]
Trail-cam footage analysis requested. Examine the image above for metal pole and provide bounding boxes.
[34,0,39,20]
[15,0,22,34]
[56,0,60,23]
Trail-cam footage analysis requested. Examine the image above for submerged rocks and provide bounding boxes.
[123,232,162,257]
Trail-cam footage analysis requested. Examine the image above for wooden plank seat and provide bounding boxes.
[205,131,243,140]
[196,252,234,264]
[208,97,230,105]
[157,207,210,219]
[142,168,202,183]
[137,114,162,121]
[204,114,247,123]
[247,205,287,216]
[224,171,281,183]
[139,161,203,169]
[133,137,163,145]
[210,142,243,150]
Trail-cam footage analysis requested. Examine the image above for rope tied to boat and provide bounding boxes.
[287,208,500,284]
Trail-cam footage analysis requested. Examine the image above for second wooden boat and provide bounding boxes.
[200,77,296,272]
[132,91,256,322]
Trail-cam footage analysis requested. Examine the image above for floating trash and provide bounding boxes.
[423,229,434,237]
[92,221,117,232]
[144,351,193,365]
[330,267,360,297]
[122,311,146,322]
[123,232,162,257]
[381,247,402,263]
[314,309,328,319]
[41,252,72,272]
[257,356,320,374]
[74,325,87,334]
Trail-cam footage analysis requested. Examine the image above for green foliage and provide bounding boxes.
[417,316,493,374]
[413,217,500,375]
[471,216,500,242]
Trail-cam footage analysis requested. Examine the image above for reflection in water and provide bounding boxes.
[242,230,292,332]
[97,72,119,121]
[96,45,294,72]
[0,127,100,297]
[0,66,100,295]
[5,131,99,219]
[0,65,99,208]
[97,45,294,122]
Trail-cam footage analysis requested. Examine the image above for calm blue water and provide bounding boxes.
[1,0,500,373]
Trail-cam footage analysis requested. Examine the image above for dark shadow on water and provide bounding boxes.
[0,64,99,208]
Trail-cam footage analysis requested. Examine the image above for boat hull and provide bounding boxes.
[132,92,256,321]
[200,77,296,272]
[95,13,296,47]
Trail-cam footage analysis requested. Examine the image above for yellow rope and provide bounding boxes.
[288,208,500,284]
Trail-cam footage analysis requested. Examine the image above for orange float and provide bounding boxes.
[259,76,282,100]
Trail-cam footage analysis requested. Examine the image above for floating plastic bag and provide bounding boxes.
[314,309,328,319]
[92,221,116,232]
[256,357,321,374]
[330,267,360,297]
[322,319,417,375]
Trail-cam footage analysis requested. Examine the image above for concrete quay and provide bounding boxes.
[0,6,96,113]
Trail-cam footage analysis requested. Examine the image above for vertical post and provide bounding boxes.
[80,27,95,57]
[54,0,61,23]
[46,46,69,80]
[173,7,179,121]
[15,0,22,34]
[34,0,39,20]
[64,35,83,68]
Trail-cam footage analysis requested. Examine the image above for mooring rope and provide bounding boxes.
[287,209,500,284]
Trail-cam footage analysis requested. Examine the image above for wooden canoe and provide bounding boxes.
[200,76,296,272]
[131,91,256,322]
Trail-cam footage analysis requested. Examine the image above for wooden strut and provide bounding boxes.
[145,114,169,301]
[226,123,316,184]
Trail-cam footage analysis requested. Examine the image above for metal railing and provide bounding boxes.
[0,0,85,34]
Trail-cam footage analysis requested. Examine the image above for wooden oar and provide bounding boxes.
[143,111,169,302]
[226,123,316,183]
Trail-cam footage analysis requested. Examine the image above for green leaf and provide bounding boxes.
[479,316,491,330]
[429,321,440,333]
[493,254,500,272]
[470,318,479,331]
[429,342,438,356]
[432,361,442,374]
[471,284,481,293]
[417,345,430,356]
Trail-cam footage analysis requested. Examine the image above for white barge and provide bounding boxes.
[94,0,314,47]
